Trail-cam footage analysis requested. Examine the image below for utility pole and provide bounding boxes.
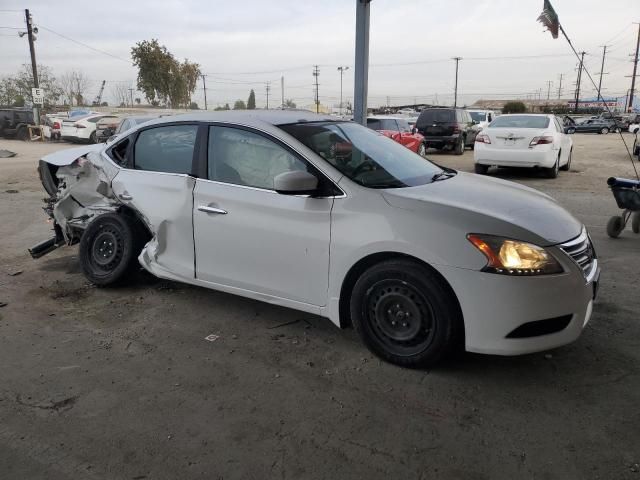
[265,82,271,109]
[128,88,134,108]
[201,74,208,110]
[337,66,349,115]
[25,9,39,125]
[452,57,462,108]
[312,65,320,113]
[596,45,609,102]
[353,0,371,125]
[546,80,553,100]
[281,76,284,109]
[628,23,640,113]
[557,73,564,99]
[574,51,586,113]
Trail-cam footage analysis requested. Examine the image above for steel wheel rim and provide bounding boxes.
[90,226,124,273]
[364,279,436,356]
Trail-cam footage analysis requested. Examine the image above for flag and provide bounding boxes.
[537,0,560,39]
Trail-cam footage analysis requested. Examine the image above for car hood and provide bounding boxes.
[382,172,582,246]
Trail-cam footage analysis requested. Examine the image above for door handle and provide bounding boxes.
[198,205,227,215]
[119,193,133,201]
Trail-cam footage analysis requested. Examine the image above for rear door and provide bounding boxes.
[110,123,199,279]
[192,125,333,306]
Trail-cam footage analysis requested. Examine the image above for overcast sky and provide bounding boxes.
[1,0,638,109]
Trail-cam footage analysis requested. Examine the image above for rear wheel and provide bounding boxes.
[600,127,609,135]
[17,126,28,141]
[474,164,489,175]
[607,216,624,238]
[453,136,465,155]
[417,143,426,157]
[350,259,462,368]
[560,148,572,171]
[632,212,640,234]
[544,154,560,178]
[567,127,576,134]
[79,213,146,286]
[89,131,97,143]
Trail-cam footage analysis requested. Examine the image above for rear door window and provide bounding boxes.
[133,124,197,174]
[418,109,455,125]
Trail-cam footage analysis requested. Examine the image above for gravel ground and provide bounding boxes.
[0,133,639,480]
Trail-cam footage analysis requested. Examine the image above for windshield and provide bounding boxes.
[279,121,444,189]
[489,115,550,129]
[469,112,486,122]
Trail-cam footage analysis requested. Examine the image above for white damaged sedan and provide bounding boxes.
[474,114,573,178]
[33,111,599,368]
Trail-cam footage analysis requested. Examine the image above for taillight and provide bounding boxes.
[529,136,554,147]
[475,134,491,144]
[53,121,60,129]
[74,123,86,128]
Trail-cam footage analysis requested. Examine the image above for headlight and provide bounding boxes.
[467,234,563,275]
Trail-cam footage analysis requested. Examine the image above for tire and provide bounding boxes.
[17,126,28,141]
[544,154,559,178]
[417,143,426,157]
[79,213,145,286]
[567,127,576,134]
[474,164,489,175]
[89,131,97,144]
[453,136,465,155]
[560,148,572,171]
[600,127,609,135]
[633,127,639,134]
[606,216,624,238]
[350,259,462,368]
[632,212,640,234]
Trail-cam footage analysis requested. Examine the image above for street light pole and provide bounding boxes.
[452,57,462,108]
[337,66,349,115]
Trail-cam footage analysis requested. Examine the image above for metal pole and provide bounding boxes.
[353,0,371,125]
[312,65,320,113]
[128,88,134,109]
[25,9,39,125]
[628,23,640,113]
[265,82,270,109]
[281,76,284,109]
[452,57,462,108]
[557,73,563,99]
[546,80,553,100]
[337,66,349,116]
[201,74,207,110]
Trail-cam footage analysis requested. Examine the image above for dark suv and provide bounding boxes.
[415,108,476,155]
[0,108,34,140]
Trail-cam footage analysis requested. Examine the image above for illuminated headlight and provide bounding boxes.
[467,234,563,275]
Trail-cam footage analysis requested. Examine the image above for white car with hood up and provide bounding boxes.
[474,114,573,178]
[32,111,599,368]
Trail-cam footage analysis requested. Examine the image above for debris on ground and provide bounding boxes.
[0,302,7,308]
[204,334,219,342]
[8,270,23,277]
[0,150,16,158]
[5,190,19,194]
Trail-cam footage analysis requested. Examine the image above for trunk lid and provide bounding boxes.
[484,127,546,149]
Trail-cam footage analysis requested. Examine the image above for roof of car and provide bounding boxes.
[367,115,406,120]
[145,110,337,128]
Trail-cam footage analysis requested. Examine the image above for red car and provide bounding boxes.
[367,116,426,156]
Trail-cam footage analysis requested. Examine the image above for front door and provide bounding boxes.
[193,125,332,306]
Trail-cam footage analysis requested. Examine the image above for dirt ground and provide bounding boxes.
[0,133,639,480]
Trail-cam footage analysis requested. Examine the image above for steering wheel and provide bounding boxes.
[351,160,377,178]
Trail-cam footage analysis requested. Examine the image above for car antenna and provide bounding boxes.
[537,0,639,180]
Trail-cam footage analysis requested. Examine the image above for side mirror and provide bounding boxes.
[274,170,319,195]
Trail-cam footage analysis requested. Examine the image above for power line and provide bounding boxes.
[37,25,130,63]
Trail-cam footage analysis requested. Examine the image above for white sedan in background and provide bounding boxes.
[61,114,118,143]
[474,114,573,178]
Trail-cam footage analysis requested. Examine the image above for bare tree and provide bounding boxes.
[59,71,76,106]
[111,83,130,107]
[59,70,91,106]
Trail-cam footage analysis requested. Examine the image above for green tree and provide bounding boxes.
[13,95,25,107]
[502,101,527,114]
[247,89,256,109]
[2,64,63,107]
[131,39,201,108]
[233,99,246,110]
[189,101,199,110]
[284,98,296,108]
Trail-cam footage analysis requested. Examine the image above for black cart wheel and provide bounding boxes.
[606,215,625,238]
[632,212,640,234]
[350,259,462,368]
[79,213,145,286]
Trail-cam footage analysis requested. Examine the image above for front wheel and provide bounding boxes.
[600,127,609,135]
[89,131,97,143]
[79,213,146,286]
[606,216,624,238]
[17,127,28,141]
[417,143,426,157]
[474,164,489,175]
[567,127,576,134]
[350,259,462,368]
